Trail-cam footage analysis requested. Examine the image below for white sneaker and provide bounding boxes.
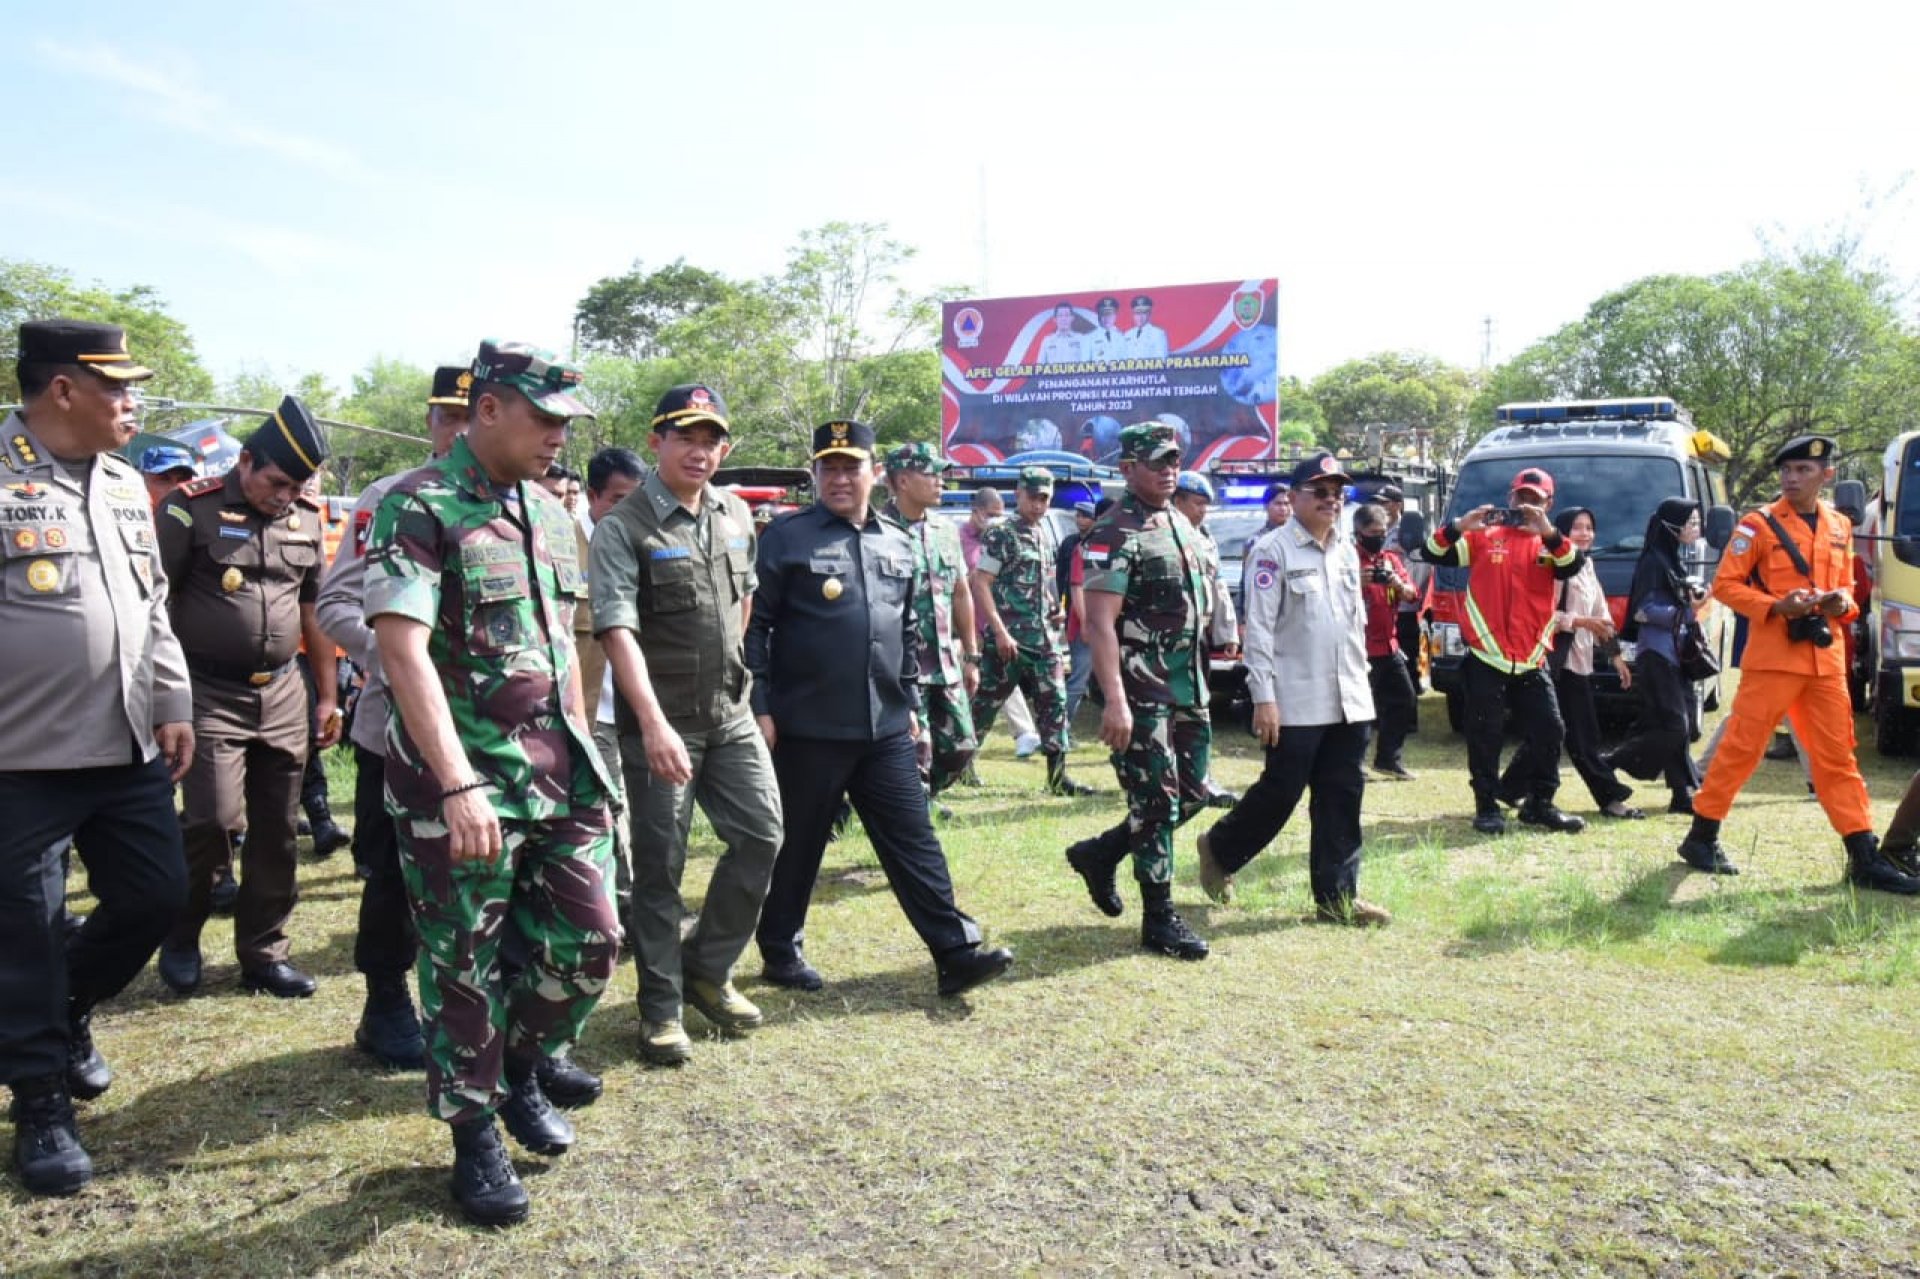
[1014,732,1042,759]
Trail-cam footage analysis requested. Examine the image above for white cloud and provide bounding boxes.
[34,39,372,185]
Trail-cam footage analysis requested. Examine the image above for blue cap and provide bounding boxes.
[1175,470,1215,502]
[139,445,197,476]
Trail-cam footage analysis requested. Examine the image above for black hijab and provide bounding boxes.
[1624,497,1700,641]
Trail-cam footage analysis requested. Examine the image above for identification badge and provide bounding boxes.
[823,577,844,601]
[221,567,244,593]
[218,526,251,540]
[26,559,59,592]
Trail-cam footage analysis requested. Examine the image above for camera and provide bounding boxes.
[1369,560,1392,585]
[1786,613,1834,647]
[1485,508,1528,527]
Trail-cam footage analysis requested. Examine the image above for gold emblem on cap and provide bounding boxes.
[457,371,473,391]
[1810,440,1826,457]
[221,566,244,593]
[26,560,59,592]
[823,576,844,601]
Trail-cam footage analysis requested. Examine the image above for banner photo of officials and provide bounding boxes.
[940,278,1280,468]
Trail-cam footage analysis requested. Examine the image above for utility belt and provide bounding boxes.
[189,656,296,688]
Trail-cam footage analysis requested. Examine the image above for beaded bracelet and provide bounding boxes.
[441,780,488,801]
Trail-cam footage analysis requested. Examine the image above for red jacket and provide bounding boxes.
[1357,545,1410,658]
[1424,521,1584,673]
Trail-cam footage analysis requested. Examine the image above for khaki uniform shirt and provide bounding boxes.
[315,470,406,755]
[0,412,192,767]
[157,470,323,680]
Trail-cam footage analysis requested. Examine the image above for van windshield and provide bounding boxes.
[1896,438,1920,534]
[1448,454,1688,557]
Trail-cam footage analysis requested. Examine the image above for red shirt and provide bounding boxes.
[1358,545,1409,658]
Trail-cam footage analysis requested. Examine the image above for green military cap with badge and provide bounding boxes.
[884,442,951,474]
[652,383,730,435]
[246,395,330,483]
[1118,420,1180,462]
[1016,465,1053,494]
[427,364,472,407]
[813,419,874,460]
[471,339,593,420]
[1773,434,1838,466]
[17,318,155,382]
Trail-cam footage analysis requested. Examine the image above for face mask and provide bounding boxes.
[1357,533,1386,553]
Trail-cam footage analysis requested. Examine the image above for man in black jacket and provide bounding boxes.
[747,421,1013,997]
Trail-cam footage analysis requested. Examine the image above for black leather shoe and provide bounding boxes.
[157,942,203,995]
[1677,837,1739,875]
[760,953,824,992]
[535,1054,603,1110]
[66,1007,110,1101]
[450,1116,528,1227]
[1472,809,1507,836]
[242,961,318,999]
[9,1076,92,1197]
[308,817,352,859]
[1844,832,1920,896]
[1141,905,1209,960]
[355,979,426,1070]
[936,945,1014,998]
[1066,839,1125,918]
[500,1061,573,1156]
[1518,801,1586,834]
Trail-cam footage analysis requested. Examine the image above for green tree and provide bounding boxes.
[575,259,738,361]
[1308,352,1476,460]
[334,357,434,492]
[1,259,214,404]
[1276,375,1328,448]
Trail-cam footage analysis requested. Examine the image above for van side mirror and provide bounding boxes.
[1894,538,1920,569]
[1704,505,1736,550]
[1395,510,1428,553]
[1834,479,1867,527]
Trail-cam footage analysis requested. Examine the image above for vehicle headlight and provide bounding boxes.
[1883,604,1920,661]
[1432,622,1465,657]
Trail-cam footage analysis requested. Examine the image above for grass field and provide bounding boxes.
[9,680,1920,1277]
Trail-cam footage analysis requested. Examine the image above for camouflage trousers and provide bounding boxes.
[971,644,1068,756]
[1104,704,1213,885]
[917,681,978,796]
[396,805,619,1124]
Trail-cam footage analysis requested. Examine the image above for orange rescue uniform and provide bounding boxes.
[1693,495,1870,835]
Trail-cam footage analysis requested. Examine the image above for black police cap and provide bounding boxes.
[812,419,875,460]
[428,365,472,406]
[652,384,730,435]
[245,395,330,482]
[17,319,153,381]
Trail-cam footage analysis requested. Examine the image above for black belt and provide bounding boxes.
[189,657,296,688]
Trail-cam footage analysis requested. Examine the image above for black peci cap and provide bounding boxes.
[245,394,330,482]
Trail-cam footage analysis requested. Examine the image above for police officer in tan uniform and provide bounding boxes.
[155,396,341,998]
[2,320,194,1196]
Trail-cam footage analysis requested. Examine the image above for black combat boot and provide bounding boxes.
[1045,751,1095,797]
[449,1116,528,1226]
[1677,815,1738,875]
[355,974,426,1070]
[66,1002,111,1101]
[1140,884,1208,960]
[10,1075,92,1196]
[1065,834,1125,917]
[535,1054,604,1110]
[499,1056,574,1156]
[1879,833,1920,878]
[1843,832,1920,896]
[304,795,352,859]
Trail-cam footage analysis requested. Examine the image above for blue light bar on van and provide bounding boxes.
[1221,483,1271,506]
[1495,397,1682,424]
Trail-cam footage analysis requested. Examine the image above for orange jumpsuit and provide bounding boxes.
[1693,496,1870,835]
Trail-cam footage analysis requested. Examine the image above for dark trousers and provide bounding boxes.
[757,732,981,967]
[1395,611,1424,689]
[0,759,187,1084]
[1553,668,1632,809]
[1367,653,1418,770]
[1607,651,1699,799]
[1204,719,1370,909]
[352,745,416,979]
[1462,658,1564,810]
[297,653,332,819]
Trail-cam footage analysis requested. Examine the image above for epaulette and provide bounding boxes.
[296,491,323,511]
[180,475,226,498]
[97,451,136,477]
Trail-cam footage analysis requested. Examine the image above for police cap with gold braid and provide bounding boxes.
[17,319,154,381]
[245,394,330,482]
[1772,434,1838,467]
[427,364,472,407]
[651,383,730,436]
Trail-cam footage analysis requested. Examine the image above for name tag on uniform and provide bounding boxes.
[218,526,251,540]
[727,536,749,550]
[650,546,692,560]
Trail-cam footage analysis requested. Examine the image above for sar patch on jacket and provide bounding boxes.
[1730,535,1750,554]
[1252,558,1279,591]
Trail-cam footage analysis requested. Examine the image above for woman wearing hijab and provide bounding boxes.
[1606,498,1706,812]
[1549,508,1641,818]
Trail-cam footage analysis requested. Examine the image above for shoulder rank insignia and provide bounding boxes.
[182,476,225,498]
[11,435,39,466]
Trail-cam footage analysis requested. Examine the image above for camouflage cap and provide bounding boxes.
[1119,420,1180,463]
[470,339,592,420]
[884,441,951,474]
[1017,465,1054,494]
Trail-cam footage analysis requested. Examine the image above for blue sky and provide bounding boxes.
[3,0,1915,392]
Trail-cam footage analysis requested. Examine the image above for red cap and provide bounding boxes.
[1511,467,1554,501]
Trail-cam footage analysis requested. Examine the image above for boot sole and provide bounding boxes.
[21,1161,93,1196]
[1141,941,1209,961]
[1065,847,1124,918]
[354,1031,426,1071]
[501,1120,573,1158]
[455,1190,530,1227]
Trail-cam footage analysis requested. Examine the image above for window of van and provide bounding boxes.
[1449,454,1687,557]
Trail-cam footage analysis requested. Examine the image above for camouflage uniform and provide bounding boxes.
[970,475,1068,756]
[881,449,976,795]
[1078,482,1212,885]
[364,431,618,1124]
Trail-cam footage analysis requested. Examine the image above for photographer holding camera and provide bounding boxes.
[1678,436,1918,892]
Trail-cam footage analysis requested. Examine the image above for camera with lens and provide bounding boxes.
[1369,559,1392,585]
[1786,612,1834,647]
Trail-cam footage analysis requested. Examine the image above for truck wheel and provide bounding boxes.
[1875,673,1915,756]
[1445,690,1465,734]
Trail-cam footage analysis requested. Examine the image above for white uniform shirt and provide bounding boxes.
[1081,326,1125,363]
[1037,331,1083,365]
[1124,323,1169,359]
[1241,521,1374,727]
